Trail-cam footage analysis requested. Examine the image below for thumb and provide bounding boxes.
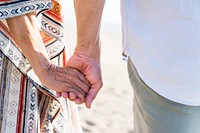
[85,88,97,108]
[85,82,102,108]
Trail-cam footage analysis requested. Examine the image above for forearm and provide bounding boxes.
[73,0,105,62]
[6,13,51,77]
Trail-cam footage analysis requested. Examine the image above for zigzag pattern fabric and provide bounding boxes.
[0,0,82,133]
[0,0,51,19]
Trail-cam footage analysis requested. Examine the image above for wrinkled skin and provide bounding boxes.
[41,64,91,102]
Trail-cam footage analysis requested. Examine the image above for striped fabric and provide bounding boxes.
[0,0,82,133]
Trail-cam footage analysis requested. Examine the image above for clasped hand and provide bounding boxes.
[46,52,102,109]
[40,64,91,104]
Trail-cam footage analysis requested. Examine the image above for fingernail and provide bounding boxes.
[86,102,91,108]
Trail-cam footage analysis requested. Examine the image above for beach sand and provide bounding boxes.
[64,1,134,132]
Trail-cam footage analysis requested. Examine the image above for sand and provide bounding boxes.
[64,1,134,132]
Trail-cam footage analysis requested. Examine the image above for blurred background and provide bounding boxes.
[64,0,134,132]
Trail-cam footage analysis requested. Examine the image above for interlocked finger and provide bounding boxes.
[57,67,90,93]
[55,71,89,95]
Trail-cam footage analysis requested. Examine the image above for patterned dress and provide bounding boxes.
[0,0,82,133]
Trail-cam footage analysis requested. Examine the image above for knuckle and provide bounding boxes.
[67,75,74,81]
[67,75,73,81]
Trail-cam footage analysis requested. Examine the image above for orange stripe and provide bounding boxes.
[45,11,64,24]
[62,49,67,66]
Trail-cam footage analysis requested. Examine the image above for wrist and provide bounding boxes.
[75,38,101,62]
[29,53,51,79]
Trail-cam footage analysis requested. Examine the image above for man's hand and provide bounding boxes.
[64,53,103,108]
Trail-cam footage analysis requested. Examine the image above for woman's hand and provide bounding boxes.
[39,64,90,102]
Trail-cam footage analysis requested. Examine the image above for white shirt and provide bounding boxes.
[121,0,200,106]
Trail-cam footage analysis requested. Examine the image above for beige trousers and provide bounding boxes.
[128,58,200,133]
